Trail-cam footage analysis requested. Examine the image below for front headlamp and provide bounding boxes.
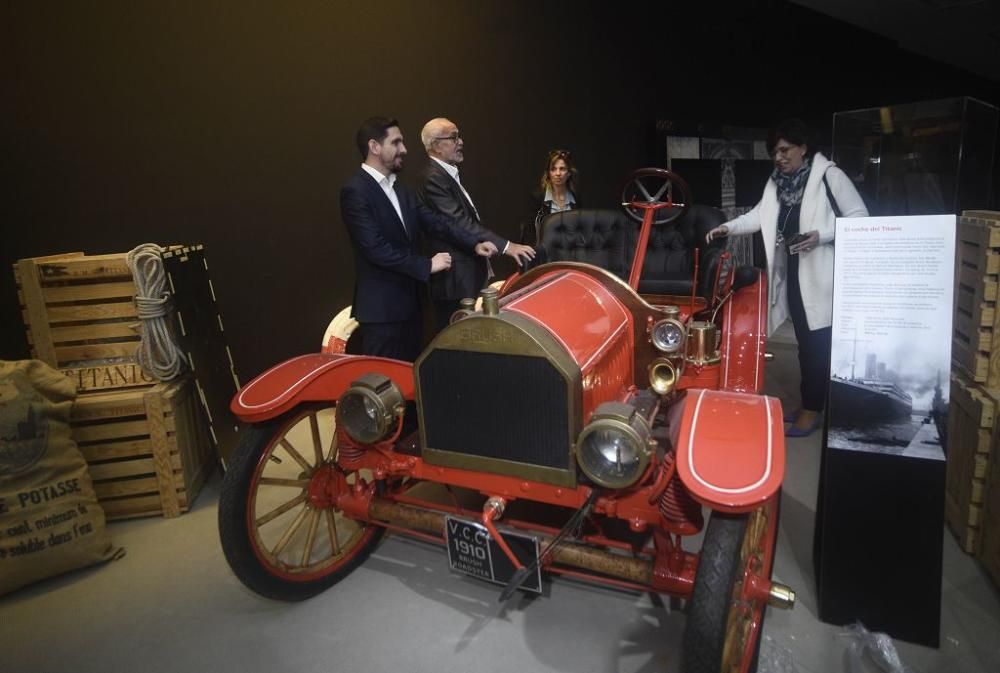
[336,373,404,444]
[576,401,653,489]
[650,317,686,354]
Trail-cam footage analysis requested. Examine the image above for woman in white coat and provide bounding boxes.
[706,119,868,437]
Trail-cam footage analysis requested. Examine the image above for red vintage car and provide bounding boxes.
[218,169,795,673]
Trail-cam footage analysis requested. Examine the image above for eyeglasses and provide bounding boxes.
[433,132,462,143]
[549,149,571,158]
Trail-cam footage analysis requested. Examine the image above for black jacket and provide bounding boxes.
[418,160,507,301]
[519,189,580,247]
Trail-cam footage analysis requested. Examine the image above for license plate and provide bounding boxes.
[445,516,542,594]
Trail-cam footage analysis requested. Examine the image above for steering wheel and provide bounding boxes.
[620,168,693,225]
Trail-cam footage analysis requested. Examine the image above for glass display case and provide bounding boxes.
[832,97,998,216]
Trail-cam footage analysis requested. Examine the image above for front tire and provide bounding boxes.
[219,405,384,600]
[682,495,780,673]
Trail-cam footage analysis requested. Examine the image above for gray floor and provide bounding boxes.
[2,321,999,673]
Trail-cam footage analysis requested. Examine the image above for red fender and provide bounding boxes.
[719,269,768,393]
[670,388,784,513]
[231,353,415,424]
[498,271,522,295]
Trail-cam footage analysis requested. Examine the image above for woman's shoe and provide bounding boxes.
[783,408,800,423]
[785,414,822,438]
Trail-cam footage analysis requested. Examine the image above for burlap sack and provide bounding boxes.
[0,359,117,595]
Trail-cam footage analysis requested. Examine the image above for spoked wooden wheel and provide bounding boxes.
[682,495,780,673]
[620,167,693,225]
[219,404,384,601]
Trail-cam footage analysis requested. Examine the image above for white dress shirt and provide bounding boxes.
[360,163,405,234]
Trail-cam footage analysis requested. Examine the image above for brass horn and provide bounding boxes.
[648,358,678,395]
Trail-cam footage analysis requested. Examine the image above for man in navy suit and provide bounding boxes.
[418,117,535,331]
[340,116,498,361]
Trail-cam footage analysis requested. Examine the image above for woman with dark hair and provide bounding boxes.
[705,118,868,437]
[520,149,580,246]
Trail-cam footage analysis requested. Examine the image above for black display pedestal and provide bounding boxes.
[813,441,944,647]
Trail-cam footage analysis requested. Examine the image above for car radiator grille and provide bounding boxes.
[417,349,570,470]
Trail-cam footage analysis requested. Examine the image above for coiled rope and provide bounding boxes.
[126,243,186,381]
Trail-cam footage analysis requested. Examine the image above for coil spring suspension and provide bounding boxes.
[658,454,704,535]
[335,428,366,469]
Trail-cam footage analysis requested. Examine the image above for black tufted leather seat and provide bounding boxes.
[528,206,728,299]
[531,209,635,280]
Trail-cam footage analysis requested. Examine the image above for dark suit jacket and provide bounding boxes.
[418,161,507,302]
[340,167,480,323]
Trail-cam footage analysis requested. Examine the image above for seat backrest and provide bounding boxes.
[534,207,728,298]
[535,209,635,280]
[639,204,728,296]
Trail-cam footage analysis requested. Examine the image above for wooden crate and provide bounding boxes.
[977,427,1000,589]
[14,252,142,370]
[954,211,1000,382]
[953,212,1000,386]
[945,371,999,553]
[70,375,216,520]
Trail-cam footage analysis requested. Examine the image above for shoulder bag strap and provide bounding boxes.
[823,173,843,218]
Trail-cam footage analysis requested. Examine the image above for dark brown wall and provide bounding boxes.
[4,1,998,379]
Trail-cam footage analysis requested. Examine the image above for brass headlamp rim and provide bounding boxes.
[336,373,404,444]
[650,317,686,354]
[575,402,652,489]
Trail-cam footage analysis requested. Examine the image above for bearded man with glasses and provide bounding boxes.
[418,117,535,331]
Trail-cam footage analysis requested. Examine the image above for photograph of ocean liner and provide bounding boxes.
[827,339,947,461]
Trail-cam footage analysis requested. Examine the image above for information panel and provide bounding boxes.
[827,215,955,458]
[814,215,955,647]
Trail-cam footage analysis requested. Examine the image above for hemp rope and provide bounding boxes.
[125,243,186,381]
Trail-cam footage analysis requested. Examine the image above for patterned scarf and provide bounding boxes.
[772,157,812,207]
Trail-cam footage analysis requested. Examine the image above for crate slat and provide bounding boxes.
[34,255,133,281]
[99,495,172,520]
[49,322,139,343]
[74,419,153,443]
[93,477,161,499]
[63,363,157,394]
[41,280,137,304]
[43,302,138,323]
[78,438,154,462]
[88,457,157,481]
[55,342,140,364]
[71,388,149,419]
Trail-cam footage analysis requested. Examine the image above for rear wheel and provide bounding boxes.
[682,495,780,673]
[218,404,384,600]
